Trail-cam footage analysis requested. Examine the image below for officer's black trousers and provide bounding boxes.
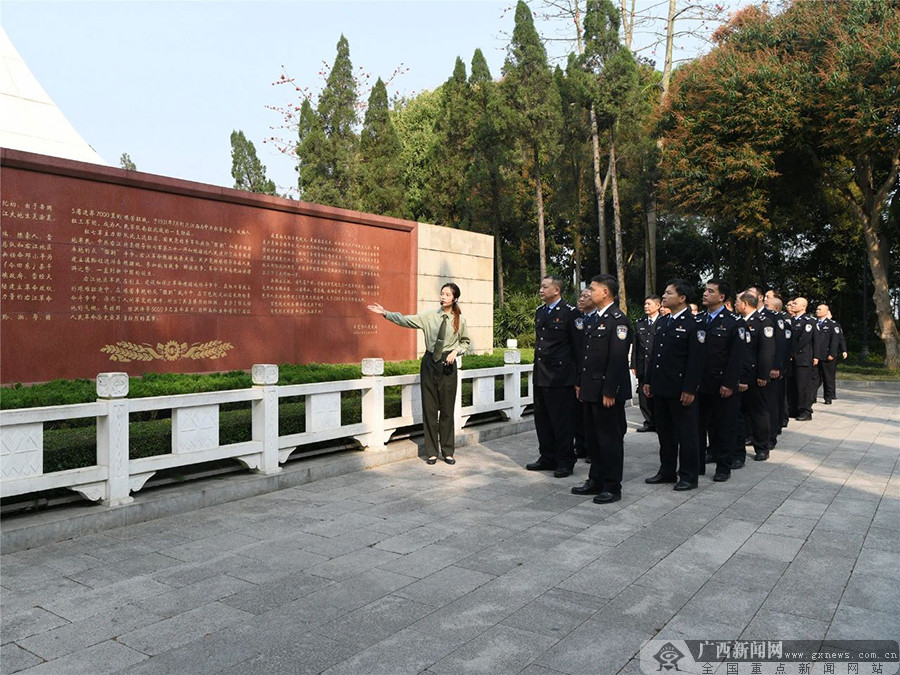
[768,375,784,447]
[573,400,587,457]
[584,399,626,493]
[637,378,655,429]
[742,381,772,455]
[653,395,699,484]
[787,366,814,417]
[420,355,457,458]
[816,360,837,402]
[698,391,741,475]
[534,386,576,469]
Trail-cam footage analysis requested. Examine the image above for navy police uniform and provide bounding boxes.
[813,317,838,403]
[645,309,707,485]
[577,304,632,496]
[532,301,579,470]
[631,315,658,431]
[787,314,817,419]
[697,308,747,477]
[740,311,776,461]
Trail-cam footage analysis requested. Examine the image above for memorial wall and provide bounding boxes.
[0,150,420,384]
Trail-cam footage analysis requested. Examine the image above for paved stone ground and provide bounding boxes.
[2,385,898,675]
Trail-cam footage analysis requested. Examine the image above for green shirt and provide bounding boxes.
[383,309,472,356]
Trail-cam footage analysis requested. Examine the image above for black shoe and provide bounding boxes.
[636,425,656,433]
[673,480,698,491]
[526,460,556,471]
[444,456,456,465]
[571,479,601,495]
[796,414,812,421]
[754,451,769,461]
[712,472,730,482]
[645,473,677,484]
[731,459,745,470]
[823,399,832,405]
[593,491,621,504]
[426,457,437,465]
[553,467,574,478]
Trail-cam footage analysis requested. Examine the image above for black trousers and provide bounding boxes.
[787,366,814,417]
[420,355,457,458]
[654,395,700,484]
[636,377,654,429]
[743,381,772,455]
[574,399,587,457]
[816,360,837,401]
[698,390,741,475]
[779,375,789,427]
[584,400,626,493]
[534,385,576,469]
[768,375,784,446]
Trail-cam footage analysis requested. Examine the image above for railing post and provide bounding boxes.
[251,364,282,474]
[504,350,523,421]
[96,372,133,506]
[361,358,387,449]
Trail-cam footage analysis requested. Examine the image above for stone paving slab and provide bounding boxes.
[1,385,898,674]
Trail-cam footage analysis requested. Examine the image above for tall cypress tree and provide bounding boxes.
[315,34,360,209]
[502,0,562,276]
[359,78,406,218]
[296,98,328,202]
[230,130,277,195]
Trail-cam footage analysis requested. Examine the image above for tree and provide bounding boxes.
[119,153,136,171]
[230,130,277,195]
[359,78,407,218]
[660,0,900,367]
[392,89,441,222]
[503,0,562,277]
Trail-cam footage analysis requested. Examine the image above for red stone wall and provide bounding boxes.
[0,150,418,384]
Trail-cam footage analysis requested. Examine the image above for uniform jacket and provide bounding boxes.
[743,311,776,381]
[534,301,579,387]
[814,318,837,360]
[831,320,847,355]
[762,308,789,372]
[697,309,746,394]
[577,304,632,404]
[780,311,794,376]
[790,314,817,368]
[630,315,658,382]
[645,309,707,398]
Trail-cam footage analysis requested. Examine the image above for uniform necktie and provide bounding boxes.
[433,313,449,362]
[706,314,713,325]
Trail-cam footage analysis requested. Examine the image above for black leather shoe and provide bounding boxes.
[731,459,745,470]
[526,460,556,471]
[754,451,769,461]
[426,457,437,465]
[553,467,574,478]
[823,399,832,405]
[645,473,677,484]
[796,414,812,421]
[712,472,730,482]
[571,480,601,495]
[444,456,456,465]
[636,426,656,433]
[673,480,698,491]
[593,491,621,504]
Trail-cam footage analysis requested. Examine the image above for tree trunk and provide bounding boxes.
[662,0,677,100]
[491,174,505,307]
[645,188,657,294]
[590,107,609,274]
[610,132,627,313]
[534,145,547,278]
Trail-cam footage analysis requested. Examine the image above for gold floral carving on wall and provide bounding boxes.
[101,340,234,363]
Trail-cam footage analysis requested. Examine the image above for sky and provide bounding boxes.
[2,0,747,195]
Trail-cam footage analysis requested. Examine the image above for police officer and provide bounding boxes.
[761,290,790,449]
[571,274,632,503]
[631,295,661,433]
[787,297,817,421]
[573,288,597,460]
[644,279,707,491]
[697,279,746,481]
[527,275,579,477]
[813,304,838,404]
[735,291,776,461]
[828,310,848,401]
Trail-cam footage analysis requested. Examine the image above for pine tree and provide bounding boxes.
[502,0,562,277]
[359,78,406,218]
[315,34,360,209]
[230,130,277,195]
[297,98,328,202]
[119,153,137,171]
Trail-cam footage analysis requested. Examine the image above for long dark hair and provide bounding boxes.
[442,282,462,334]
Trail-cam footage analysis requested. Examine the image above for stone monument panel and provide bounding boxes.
[0,150,417,383]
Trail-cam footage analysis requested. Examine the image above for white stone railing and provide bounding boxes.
[0,354,533,507]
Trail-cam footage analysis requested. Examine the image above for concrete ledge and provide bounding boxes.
[836,378,900,392]
[0,417,534,553]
